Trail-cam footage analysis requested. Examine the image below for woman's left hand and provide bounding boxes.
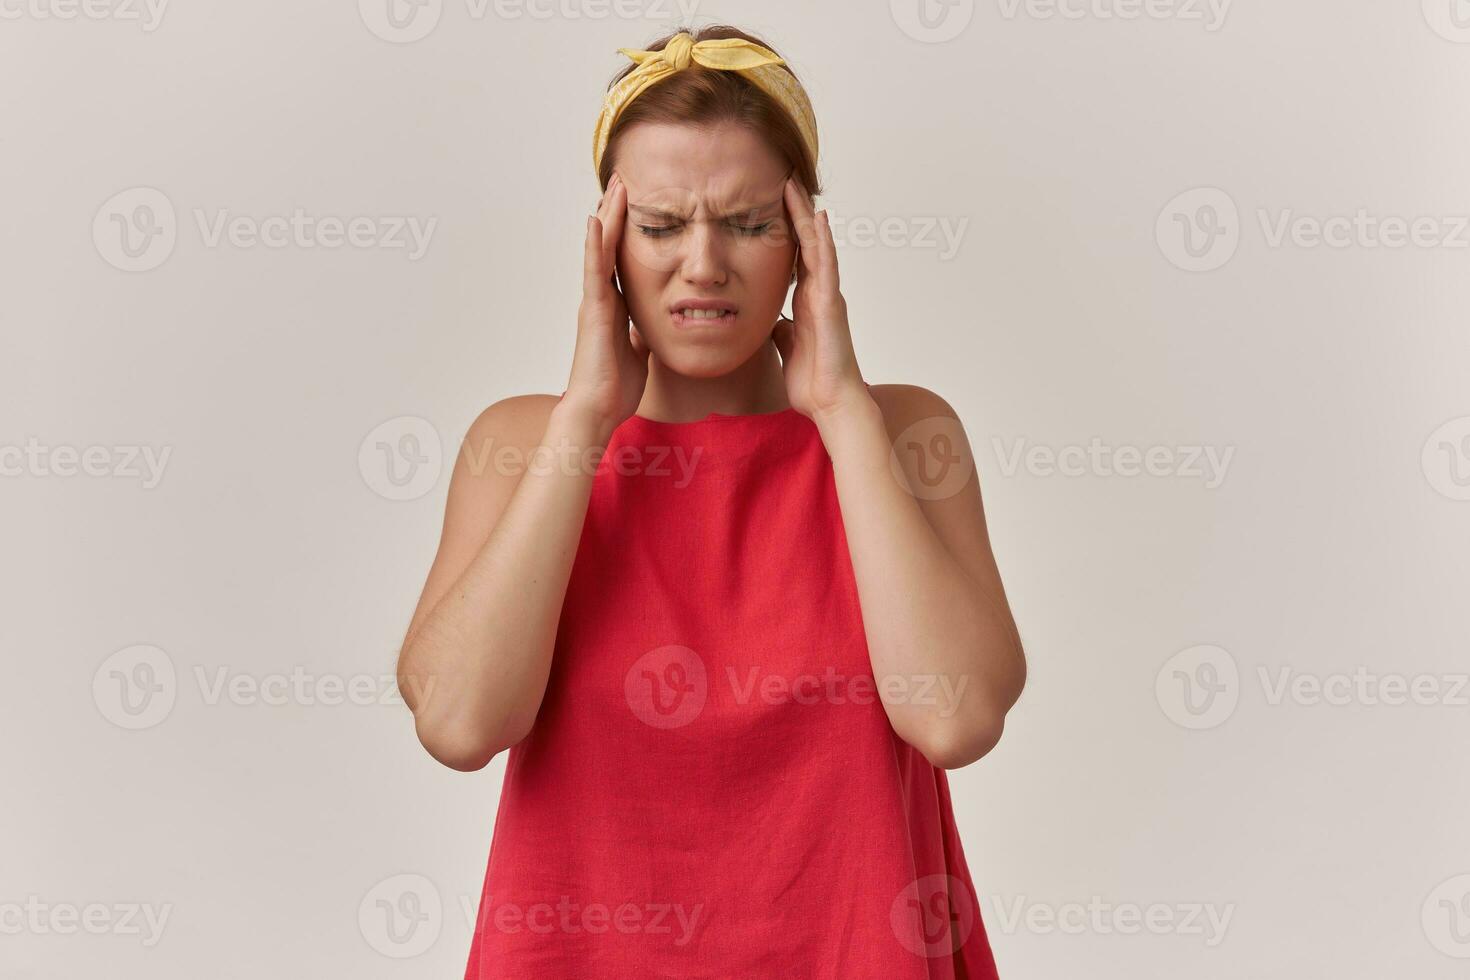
[772,178,871,423]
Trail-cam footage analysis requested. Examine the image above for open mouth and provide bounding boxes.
[670,304,739,328]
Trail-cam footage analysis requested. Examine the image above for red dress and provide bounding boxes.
[464,403,1001,979]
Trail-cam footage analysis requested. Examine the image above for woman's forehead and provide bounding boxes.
[626,185,786,222]
[614,123,789,207]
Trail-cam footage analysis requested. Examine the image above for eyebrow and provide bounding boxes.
[629,198,784,222]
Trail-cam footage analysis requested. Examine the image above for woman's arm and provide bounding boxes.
[814,384,1026,771]
[771,180,1025,770]
[395,395,615,772]
[398,174,644,772]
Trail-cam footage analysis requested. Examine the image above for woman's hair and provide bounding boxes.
[596,25,822,200]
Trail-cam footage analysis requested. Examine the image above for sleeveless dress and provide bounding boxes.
[463,402,1001,979]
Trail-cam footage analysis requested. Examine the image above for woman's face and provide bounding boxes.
[610,121,798,378]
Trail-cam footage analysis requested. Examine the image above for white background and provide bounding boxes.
[3,0,1469,976]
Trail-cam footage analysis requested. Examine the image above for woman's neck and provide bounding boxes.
[634,337,789,423]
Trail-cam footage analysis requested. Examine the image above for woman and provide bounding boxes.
[396,25,1026,979]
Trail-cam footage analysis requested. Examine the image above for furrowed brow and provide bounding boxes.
[629,198,784,222]
[628,205,687,221]
[716,198,784,220]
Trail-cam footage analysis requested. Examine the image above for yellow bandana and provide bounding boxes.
[592,31,819,175]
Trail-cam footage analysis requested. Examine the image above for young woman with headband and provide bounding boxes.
[396,24,1025,979]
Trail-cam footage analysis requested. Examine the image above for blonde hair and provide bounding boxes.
[596,25,822,201]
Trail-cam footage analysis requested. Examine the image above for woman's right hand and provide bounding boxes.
[565,172,650,433]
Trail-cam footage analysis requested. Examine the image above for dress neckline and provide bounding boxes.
[627,406,803,428]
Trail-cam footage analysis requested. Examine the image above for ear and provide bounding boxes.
[772,317,796,364]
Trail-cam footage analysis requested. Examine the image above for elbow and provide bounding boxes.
[427,739,498,773]
[910,659,1026,770]
[912,712,1008,771]
[413,715,530,773]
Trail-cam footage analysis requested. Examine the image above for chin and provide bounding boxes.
[649,345,752,379]
[639,322,773,378]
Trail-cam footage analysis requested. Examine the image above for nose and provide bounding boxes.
[678,218,728,287]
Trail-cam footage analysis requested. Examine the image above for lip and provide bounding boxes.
[670,298,739,328]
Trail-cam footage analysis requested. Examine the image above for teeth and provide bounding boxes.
[678,308,731,319]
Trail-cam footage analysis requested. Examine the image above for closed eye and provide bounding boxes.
[637,221,774,238]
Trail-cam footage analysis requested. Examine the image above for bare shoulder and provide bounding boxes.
[399,393,560,655]
[866,383,965,433]
[463,393,560,454]
[470,393,561,440]
[448,393,561,497]
[866,383,984,506]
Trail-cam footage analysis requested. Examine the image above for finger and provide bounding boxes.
[593,172,619,249]
[583,214,610,297]
[783,178,822,282]
[592,175,621,285]
[588,176,629,289]
[788,187,839,295]
[596,172,621,225]
[602,174,627,275]
[783,176,818,237]
[816,209,839,291]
